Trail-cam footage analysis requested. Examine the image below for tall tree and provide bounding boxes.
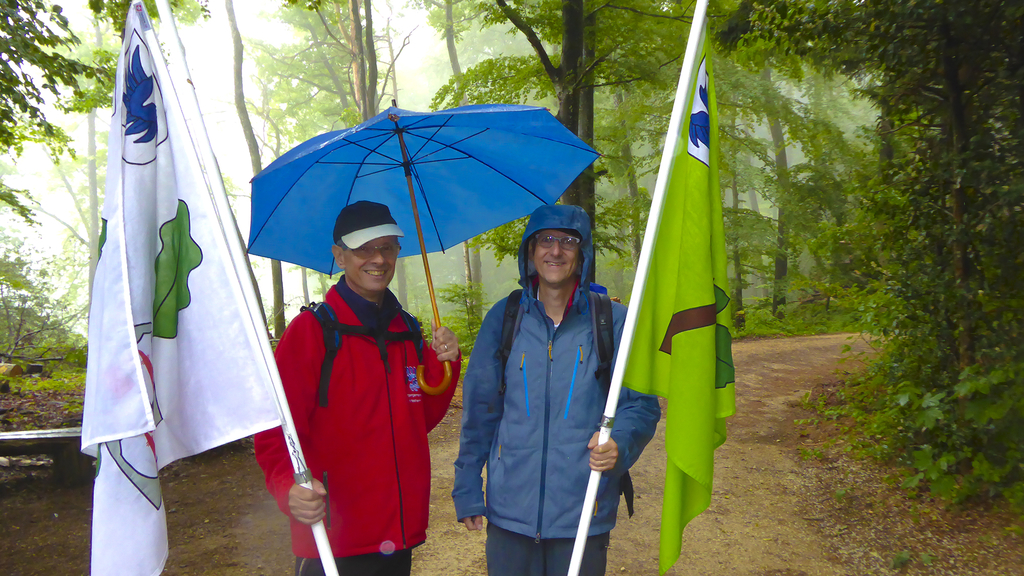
[226,0,280,335]
[417,0,485,311]
[763,67,791,317]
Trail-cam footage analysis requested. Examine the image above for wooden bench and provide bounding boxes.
[0,427,94,486]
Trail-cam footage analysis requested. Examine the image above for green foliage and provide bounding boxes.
[437,281,484,357]
[475,217,527,264]
[0,233,86,363]
[244,4,373,162]
[734,292,862,339]
[0,181,36,223]
[890,550,912,570]
[727,0,1024,508]
[430,55,547,110]
[0,0,97,158]
[88,0,210,27]
[15,364,86,393]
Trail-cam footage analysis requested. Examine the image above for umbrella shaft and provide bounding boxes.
[394,127,442,328]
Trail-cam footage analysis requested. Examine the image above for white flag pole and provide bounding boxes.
[146,2,339,574]
[565,0,709,573]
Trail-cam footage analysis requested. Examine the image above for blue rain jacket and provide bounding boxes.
[452,204,661,539]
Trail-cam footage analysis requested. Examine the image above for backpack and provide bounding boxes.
[497,287,635,517]
[301,300,424,408]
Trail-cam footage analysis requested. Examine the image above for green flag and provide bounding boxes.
[621,28,736,575]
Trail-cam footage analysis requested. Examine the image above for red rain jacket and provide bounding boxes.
[255,285,459,559]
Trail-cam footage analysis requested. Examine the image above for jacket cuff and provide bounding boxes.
[610,429,636,475]
[453,495,486,521]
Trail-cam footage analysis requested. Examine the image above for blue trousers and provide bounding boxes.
[485,523,610,576]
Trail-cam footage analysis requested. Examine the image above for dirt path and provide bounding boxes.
[2,333,1020,575]
[414,333,866,576]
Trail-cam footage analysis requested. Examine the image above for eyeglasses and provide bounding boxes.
[535,234,581,250]
[348,242,401,259]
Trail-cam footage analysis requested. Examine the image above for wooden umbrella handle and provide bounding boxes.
[417,361,452,396]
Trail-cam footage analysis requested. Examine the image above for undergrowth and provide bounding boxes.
[805,357,1024,514]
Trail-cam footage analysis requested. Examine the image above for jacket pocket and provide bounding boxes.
[562,345,583,420]
[519,352,531,417]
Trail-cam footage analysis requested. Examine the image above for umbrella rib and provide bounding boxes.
[403,115,588,205]
[249,134,373,253]
[409,162,446,252]
[343,126,404,206]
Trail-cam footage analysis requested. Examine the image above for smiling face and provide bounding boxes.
[331,235,400,305]
[530,229,581,290]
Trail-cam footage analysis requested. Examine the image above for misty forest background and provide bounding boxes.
[2,0,1022,513]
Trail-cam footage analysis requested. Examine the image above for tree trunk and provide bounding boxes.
[442,0,468,105]
[87,110,98,294]
[317,272,329,302]
[396,258,408,308]
[613,90,642,267]
[301,267,310,304]
[363,0,378,114]
[348,0,369,119]
[471,247,482,285]
[493,0,586,209]
[556,0,585,208]
[444,0,462,76]
[462,242,477,317]
[747,187,760,214]
[941,21,972,368]
[227,0,276,334]
[879,98,894,179]
[88,18,102,300]
[305,19,351,109]
[763,68,790,318]
[731,169,744,315]
[744,157,763,299]
[576,10,597,239]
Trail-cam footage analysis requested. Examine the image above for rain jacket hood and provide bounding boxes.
[519,204,593,293]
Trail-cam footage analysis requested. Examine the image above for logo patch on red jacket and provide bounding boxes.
[406,366,422,402]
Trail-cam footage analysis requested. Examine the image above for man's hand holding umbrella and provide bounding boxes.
[431,322,460,363]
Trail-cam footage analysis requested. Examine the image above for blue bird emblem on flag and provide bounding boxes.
[686,56,711,166]
[123,46,158,144]
[688,85,710,151]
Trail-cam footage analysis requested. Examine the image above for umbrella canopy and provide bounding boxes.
[248,104,600,274]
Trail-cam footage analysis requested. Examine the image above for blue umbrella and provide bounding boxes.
[248,104,599,273]
[248,103,598,394]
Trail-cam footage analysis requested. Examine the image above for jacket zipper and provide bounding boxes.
[520,352,529,417]
[384,347,407,549]
[563,345,582,419]
[537,323,554,541]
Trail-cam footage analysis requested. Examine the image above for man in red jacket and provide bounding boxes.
[255,201,461,576]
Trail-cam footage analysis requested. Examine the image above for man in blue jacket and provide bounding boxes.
[453,204,661,576]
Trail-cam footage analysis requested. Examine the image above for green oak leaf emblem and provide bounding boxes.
[152,201,202,338]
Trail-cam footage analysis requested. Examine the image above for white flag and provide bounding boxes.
[82,3,281,575]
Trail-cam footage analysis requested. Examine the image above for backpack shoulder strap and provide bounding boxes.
[300,301,341,408]
[393,310,425,364]
[589,291,615,388]
[498,289,523,395]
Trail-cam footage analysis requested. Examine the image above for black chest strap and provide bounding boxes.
[301,301,424,408]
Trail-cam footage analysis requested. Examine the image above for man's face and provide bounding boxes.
[331,235,401,304]
[530,229,581,290]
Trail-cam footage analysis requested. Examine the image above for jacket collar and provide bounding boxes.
[333,276,403,331]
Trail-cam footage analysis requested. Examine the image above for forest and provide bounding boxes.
[1,0,1021,513]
